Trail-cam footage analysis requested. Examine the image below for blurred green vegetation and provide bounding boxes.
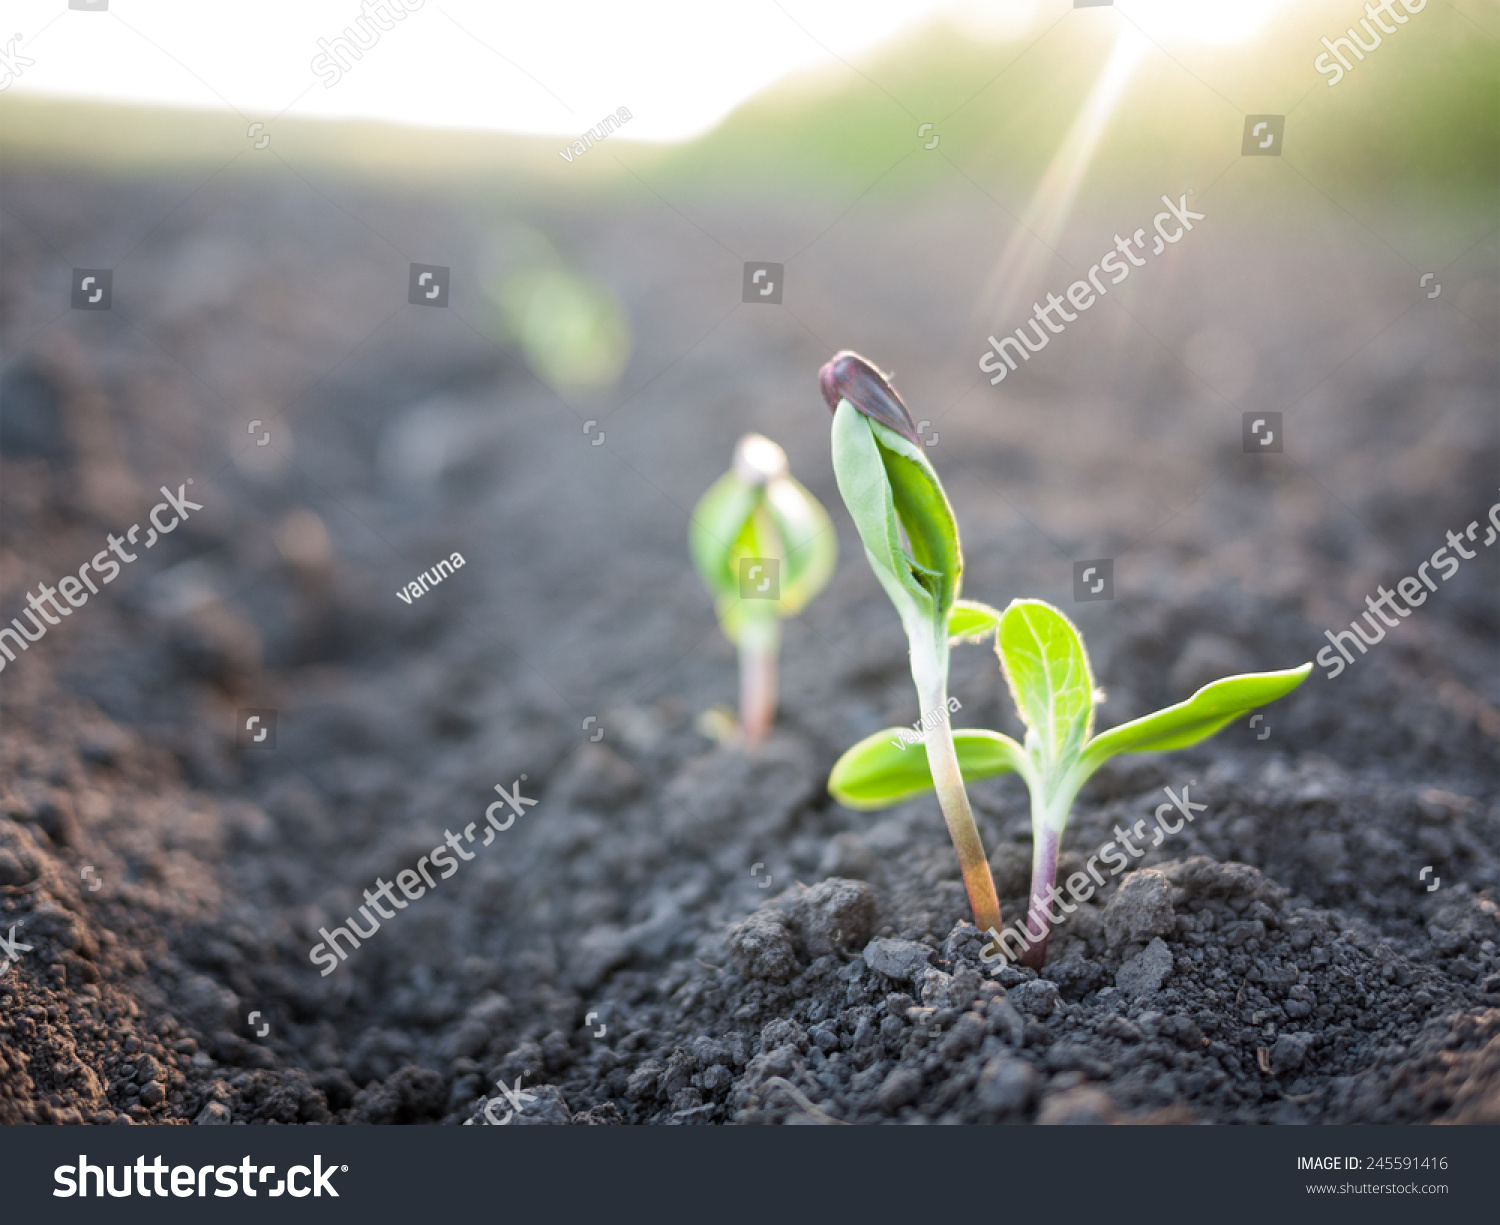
[1,2,1493,204]
[653,8,1498,202]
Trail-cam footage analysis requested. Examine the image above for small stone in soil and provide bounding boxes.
[877,1067,922,1112]
[1012,979,1060,1016]
[1270,1031,1315,1075]
[506,1084,573,1126]
[917,966,957,1007]
[784,878,877,958]
[724,911,798,982]
[1115,937,1174,999]
[1104,869,1176,947]
[1044,951,1106,999]
[194,1101,232,1125]
[975,1055,1038,1116]
[1036,1085,1120,1125]
[994,964,1035,988]
[862,938,933,983]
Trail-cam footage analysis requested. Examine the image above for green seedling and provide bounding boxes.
[831,595,1311,967]
[690,433,836,747]
[819,351,1004,936]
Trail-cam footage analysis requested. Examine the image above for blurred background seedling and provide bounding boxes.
[689,433,835,748]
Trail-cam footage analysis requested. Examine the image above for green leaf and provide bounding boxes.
[879,430,962,625]
[996,599,1095,770]
[690,461,836,644]
[830,400,961,637]
[948,599,1003,644]
[829,727,1027,811]
[764,476,837,614]
[689,472,760,602]
[1079,663,1312,775]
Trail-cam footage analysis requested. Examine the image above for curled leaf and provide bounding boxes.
[831,400,962,638]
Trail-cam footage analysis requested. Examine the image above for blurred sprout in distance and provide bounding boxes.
[690,433,836,748]
[480,222,632,393]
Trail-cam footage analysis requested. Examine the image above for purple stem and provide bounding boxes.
[1018,825,1059,970]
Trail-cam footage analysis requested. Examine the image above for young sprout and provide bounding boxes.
[830,596,1311,967]
[819,351,1004,937]
[690,433,836,747]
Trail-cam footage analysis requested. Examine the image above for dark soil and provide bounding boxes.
[1,163,1497,1125]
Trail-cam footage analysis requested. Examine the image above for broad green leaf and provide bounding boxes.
[831,400,961,637]
[829,727,1028,810]
[997,599,1095,769]
[949,599,1003,644]
[1079,663,1312,775]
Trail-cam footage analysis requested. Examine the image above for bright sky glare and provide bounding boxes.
[4,1,1294,143]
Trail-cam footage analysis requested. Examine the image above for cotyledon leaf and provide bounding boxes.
[1078,663,1312,777]
[829,727,1028,810]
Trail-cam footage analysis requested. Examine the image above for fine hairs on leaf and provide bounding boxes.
[689,433,836,748]
[820,350,1003,936]
[830,596,1311,967]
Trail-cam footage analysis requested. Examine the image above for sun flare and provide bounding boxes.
[1115,0,1294,47]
